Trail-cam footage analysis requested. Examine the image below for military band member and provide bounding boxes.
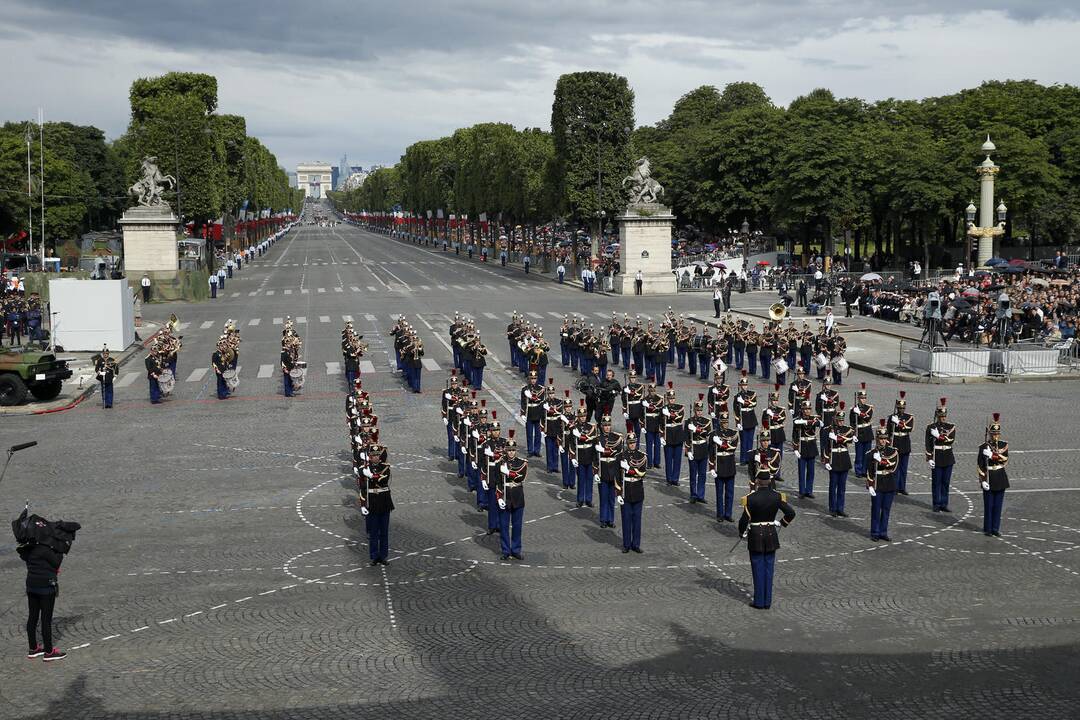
[621,368,645,445]
[213,341,232,400]
[481,415,505,528]
[887,391,915,495]
[706,373,730,433]
[734,371,758,464]
[559,316,572,366]
[867,420,900,541]
[520,370,546,457]
[732,321,746,370]
[709,411,739,521]
[793,400,822,498]
[787,365,812,415]
[145,347,163,405]
[815,376,840,451]
[764,385,787,482]
[596,416,624,528]
[359,443,395,566]
[642,381,664,469]
[280,339,296,398]
[609,314,622,367]
[978,413,1010,537]
[748,423,781,489]
[497,430,527,560]
[687,324,700,376]
[617,427,647,552]
[442,372,462,459]
[850,383,874,477]
[572,403,598,507]
[455,390,476,479]
[559,391,577,489]
[661,383,686,485]
[685,397,712,503]
[95,346,118,409]
[543,380,563,473]
[467,402,488,495]
[696,327,711,381]
[759,323,774,381]
[739,464,796,610]
[746,325,760,376]
[676,322,691,370]
[823,402,854,517]
[925,397,957,512]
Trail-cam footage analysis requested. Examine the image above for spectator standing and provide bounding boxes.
[557,262,566,284]
[140,274,152,303]
[712,284,722,317]
[635,270,643,296]
[209,272,218,298]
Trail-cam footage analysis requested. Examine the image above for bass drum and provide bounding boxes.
[772,358,789,376]
[815,352,830,369]
[158,369,175,395]
[831,357,849,373]
[289,361,308,391]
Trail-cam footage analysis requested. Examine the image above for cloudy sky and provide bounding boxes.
[1,1,1076,173]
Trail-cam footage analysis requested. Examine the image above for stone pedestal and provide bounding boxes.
[615,203,677,295]
[119,205,179,280]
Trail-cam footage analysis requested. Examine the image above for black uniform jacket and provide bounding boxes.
[738,488,796,553]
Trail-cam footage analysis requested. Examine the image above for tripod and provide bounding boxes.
[920,318,947,349]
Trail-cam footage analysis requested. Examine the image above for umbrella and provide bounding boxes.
[962,288,981,298]
[1008,258,1026,266]
[1002,266,1025,274]
[1050,278,1071,287]
[1029,277,1050,288]
[692,260,708,267]
[710,261,727,269]
[950,298,972,310]
[757,260,770,266]
[985,257,1008,266]
[861,272,882,282]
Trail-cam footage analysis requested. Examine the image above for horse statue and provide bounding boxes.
[128,156,176,208]
[622,157,664,205]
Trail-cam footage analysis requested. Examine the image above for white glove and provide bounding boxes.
[471,430,480,439]
[464,418,472,426]
[360,505,369,516]
[620,461,630,471]
[594,443,603,452]
[868,486,877,497]
[572,459,579,468]
[829,432,837,441]
[662,409,670,417]
[824,463,832,471]
[543,403,549,411]
[540,431,546,440]
[981,481,990,491]
[470,462,478,470]
[484,448,494,457]
[709,470,717,479]
[519,415,526,425]
[930,428,940,439]
[873,452,881,462]
[498,498,506,510]
[660,437,666,447]
[353,435,363,444]
[736,424,743,432]
[891,414,899,424]
[794,418,806,425]
[712,436,722,445]
[444,392,452,400]
[482,480,489,491]
[594,474,601,485]
[363,468,373,478]
[928,459,935,469]
[572,429,581,439]
[623,412,629,419]
[524,390,532,399]
[766,409,774,418]
[617,494,625,506]
[443,418,449,426]
[982,448,992,458]
[359,452,368,461]
[500,464,509,474]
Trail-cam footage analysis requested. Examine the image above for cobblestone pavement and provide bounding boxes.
[1,219,1078,719]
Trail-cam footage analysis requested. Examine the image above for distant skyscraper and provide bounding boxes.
[337,154,350,191]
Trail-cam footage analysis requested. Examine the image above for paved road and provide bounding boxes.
[1,216,1079,719]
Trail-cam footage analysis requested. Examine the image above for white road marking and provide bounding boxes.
[185,368,208,382]
[422,358,440,371]
[484,312,499,319]
[301,288,309,294]
[284,289,292,295]
[420,285,431,290]
[359,360,376,374]
[527,312,543,320]
[296,316,307,324]
[350,286,361,292]
[231,292,240,297]
[368,286,378,292]
[248,291,257,296]
[319,315,330,323]
[548,312,563,319]
[334,287,343,293]
[273,317,283,325]
[365,314,377,322]
[248,318,260,326]
[342,314,353,322]
[257,364,274,378]
[326,362,341,375]
[177,322,191,330]
[200,321,215,329]
[265,290,274,296]
[317,287,325,293]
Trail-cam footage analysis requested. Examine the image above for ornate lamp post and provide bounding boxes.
[966,136,1007,267]
[741,218,750,268]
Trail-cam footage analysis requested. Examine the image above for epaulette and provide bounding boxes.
[779,491,787,503]
[740,495,748,507]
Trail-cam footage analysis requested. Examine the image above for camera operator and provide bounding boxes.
[14,508,81,661]
[922,291,946,348]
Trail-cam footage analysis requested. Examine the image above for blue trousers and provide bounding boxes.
[446,424,456,459]
[688,457,708,500]
[218,374,231,399]
[621,500,642,550]
[747,350,757,375]
[663,445,682,484]
[466,459,477,492]
[932,464,954,510]
[611,345,620,365]
[476,473,487,508]
[210,284,217,298]
[345,368,357,388]
[654,360,667,386]
[545,437,559,472]
[726,345,734,364]
[798,457,816,495]
[870,490,895,538]
[576,465,594,504]
[282,372,293,397]
[676,347,686,369]
[598,482,616,524]
[536,365,546,386]
[453,347,461,368]
[101,383,113,408]
[896,453,910,493]
[698,354,710,380]
[733,348,743,370]
[800,352,811,375]
[633,352,644,374]
[715,476,735,519]
[526,421,542,455]
[854,441,870,476]
[561,347,570,366]
[645,431,661,467]
[832,368,843,385]
[739,429,754,464]
[667,344,675,364]
[471,367,483,389]
[366,512,390,561]
[983,489,1006,534]
[487,486,499,530]
[760,351,771,379]
[775,371,787,387]
[561,452,574,488]
[499,506,524,556]
[688,351,697,375]
[828,470,848,513]
[149,378,161,404]
[749,551,776,608]
[621,350,630,370]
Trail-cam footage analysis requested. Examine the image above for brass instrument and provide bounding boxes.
[769,302,788,322]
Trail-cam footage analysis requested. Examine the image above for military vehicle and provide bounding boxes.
[0,347,72,406]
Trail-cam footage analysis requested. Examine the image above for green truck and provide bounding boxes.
[0,348,73,406]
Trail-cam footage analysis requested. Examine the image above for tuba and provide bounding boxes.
[769,302,788,322]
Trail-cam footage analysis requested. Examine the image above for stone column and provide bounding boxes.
[119,204,179,280]
[615,203,677,295]
[976,158,999,267]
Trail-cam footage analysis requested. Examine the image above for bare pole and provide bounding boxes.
[26,122,33,260]
[39,107,45,268]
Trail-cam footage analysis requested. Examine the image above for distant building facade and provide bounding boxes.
[296,162,333,199]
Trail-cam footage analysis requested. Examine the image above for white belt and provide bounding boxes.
[368,487,389,494]
[505,481,523,488]
[750,521,780,527]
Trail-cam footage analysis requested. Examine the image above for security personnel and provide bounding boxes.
[596,415,624,528]
[95,346,118,409]
[978,413,1010,536]
[815,376,840,450]
[684,397,711,503]
[520,370,546,457]
[621,368,645,444]
[706,372,730,433]
[571,403,598,508]
[496,430,528,560]
[642,381,664,468]
[738,469,796,609]
[709,410,739,521]
[543,381,564,473]
[822,402,854,517]
[850,383,874,477]
[359,448,395,566]
[661,383,686,485]
[763,385,787,482]
[749,423,781,489]
[887,391,915,495]
[925,397,957,512]
[733,371,758,464]
[617,428,647,553]
[793,399,822,498]
[866,420,899,541]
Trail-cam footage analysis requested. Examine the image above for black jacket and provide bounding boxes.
[19,543,64,590]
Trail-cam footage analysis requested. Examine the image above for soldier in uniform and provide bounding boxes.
[822,402,854,517]
[642,381,663,469]
[145,346,163,405]
[571,403,598,507]
[609,314,622,367]
[95,346,118,409]
[709,410,739,521]
[481,415,505,529]
[686,324,699,376]
[661,383,686,485]
[978,413,1010,537]
[675,322,691,370]
[596,415,624,528]
[706,372,730,433]
[738,459,797,609]
[621,368,645,446]
[815,376,840,451]
[543,380,564,473]
[886,391,915,494]
[559,316,572,366]
[441,372,462,459]
[684,397,712,503]
[787,365,812,417]
[496,430,528,560]
[746,324,760,376]
[793,399,822,498]
[455,390,476,479]
[733,371,758,465]
[850,383,874,478]
[213,340,232,400]
[520,369,546,457]
[732,321,746,371]
[866,420,900,541]
[764,385,787,482]
[359,439,395,566]
[749,422,781,489]
[697,326,712,381]
[617,427,647,552]
[925,397,957,512]
[558,391,577,489]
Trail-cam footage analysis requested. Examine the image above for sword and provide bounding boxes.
[728,534,744,553]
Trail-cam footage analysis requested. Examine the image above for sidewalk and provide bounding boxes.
[0,321,160,416]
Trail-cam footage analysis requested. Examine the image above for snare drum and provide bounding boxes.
[772,358,789,375]
[158,368,175,395]
[831,356,849,373]
[815,352,829,369]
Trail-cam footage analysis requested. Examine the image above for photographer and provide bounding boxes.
[13,508,80,661]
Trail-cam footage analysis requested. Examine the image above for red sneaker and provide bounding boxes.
[43,647,66,662]
[27,644,44,659]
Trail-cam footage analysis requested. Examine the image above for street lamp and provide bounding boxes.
[965,136,1006,267]
[741,217,750,267]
